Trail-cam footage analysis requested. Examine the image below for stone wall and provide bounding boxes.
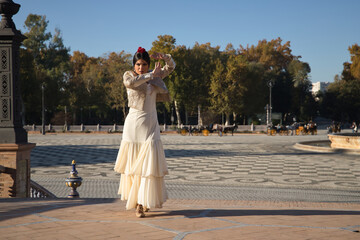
[0,144,35,198]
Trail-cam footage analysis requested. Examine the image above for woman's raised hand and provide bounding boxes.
[150,52,165,60]
[152,61,162,78]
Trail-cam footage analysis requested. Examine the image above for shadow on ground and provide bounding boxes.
[147,208,360,218]
[30,145,339,168]
[0,198,117,223]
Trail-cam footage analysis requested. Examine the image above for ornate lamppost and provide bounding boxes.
[41,83,45,135]
[0,0,36,198]
[80,107,83,124]
[0,0,27,142]
[170,106,174,126]
[267,80,274,128]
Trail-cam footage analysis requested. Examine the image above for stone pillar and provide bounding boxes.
[0,143,35,197]
[0,0,35,198]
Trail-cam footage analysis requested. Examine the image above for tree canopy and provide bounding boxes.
[20,14,351,127]
[319,44,360,122]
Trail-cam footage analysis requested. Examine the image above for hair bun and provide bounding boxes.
[137,47,146,53]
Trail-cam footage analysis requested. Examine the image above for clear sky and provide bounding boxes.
[13,0,360,83]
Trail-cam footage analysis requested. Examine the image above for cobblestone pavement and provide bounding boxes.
[28,130,360,202]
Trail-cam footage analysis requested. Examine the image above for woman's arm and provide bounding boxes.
[160,54,176,79]
[123,71,153,88]
[151,53,176,79]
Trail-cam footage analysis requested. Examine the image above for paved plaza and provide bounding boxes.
[1,130,360,239]
[1,198,360,240]
[28,130,360,201]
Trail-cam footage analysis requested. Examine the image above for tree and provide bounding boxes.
[23,14,51,63]
[210,54,266,125]
[210,58,230,119]
[167,45,188,126]
[150,35,179,125]
[151,39,221,126]
[79,57,110,123]
[288,60,314,121]
[21,14,70,125]
[239,38,294,73]
[184,42,220,125]
[241,61,267,119]
[320,43,360,122]
[238,38,314,123]
[20,49,38,124]
[67,51,91,124]
[103,51,132,123]
[150,35,176,57]
[349,44,360,79]
[288,60,311,88]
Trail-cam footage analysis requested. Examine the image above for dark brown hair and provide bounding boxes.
[133,48,150,66]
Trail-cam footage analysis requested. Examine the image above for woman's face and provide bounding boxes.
[134,59,149,75]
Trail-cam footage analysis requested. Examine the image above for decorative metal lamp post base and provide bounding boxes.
[65,160,82,198]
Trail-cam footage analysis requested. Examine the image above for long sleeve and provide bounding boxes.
[124,54,175,109]
[159,54,176,79]
[123,71,154,89]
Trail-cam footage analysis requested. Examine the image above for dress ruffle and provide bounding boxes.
[114,139,168,209]
[114,139,168,177]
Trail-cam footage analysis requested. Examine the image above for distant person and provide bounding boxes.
[351,121,357,133]
[114,47,175,217]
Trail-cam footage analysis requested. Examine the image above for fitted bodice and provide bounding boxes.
[142,83,157,113]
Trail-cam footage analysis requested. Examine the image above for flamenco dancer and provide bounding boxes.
[114,47,175,217]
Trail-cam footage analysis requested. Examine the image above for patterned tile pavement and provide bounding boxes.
[27,130,360,201]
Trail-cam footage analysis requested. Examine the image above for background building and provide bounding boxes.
[311,82,331,95]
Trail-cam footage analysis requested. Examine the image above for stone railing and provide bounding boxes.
[24,124,123,133]
[30,180,56,198]
[23,124,269,133]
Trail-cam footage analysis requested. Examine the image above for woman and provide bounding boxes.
[114,47,175,217]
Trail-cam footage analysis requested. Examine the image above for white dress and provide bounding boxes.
[114,83,168,210]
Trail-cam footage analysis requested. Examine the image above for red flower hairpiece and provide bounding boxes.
[137,47,146,53]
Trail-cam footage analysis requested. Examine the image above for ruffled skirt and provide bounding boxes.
[114,108,168,210]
